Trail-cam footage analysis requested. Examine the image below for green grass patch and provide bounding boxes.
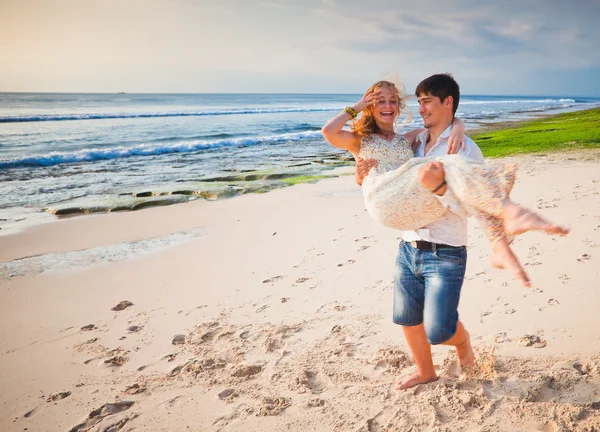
[282,174,336,185]
[470,108,600,157]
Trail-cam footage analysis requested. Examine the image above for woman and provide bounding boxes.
[321,80,568,287]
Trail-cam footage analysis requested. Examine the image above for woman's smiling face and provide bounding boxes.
[372,85,400,127]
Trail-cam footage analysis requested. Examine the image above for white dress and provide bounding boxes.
[359,133,516,242]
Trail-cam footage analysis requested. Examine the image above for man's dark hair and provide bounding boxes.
[415,73,460,115]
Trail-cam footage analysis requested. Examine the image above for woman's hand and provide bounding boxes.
[354,89,381,113]
[447,117,466,154]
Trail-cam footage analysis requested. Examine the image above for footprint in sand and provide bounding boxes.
[172,334,186,345]
[231,365,263,378]
[494,332,508,343]
[184,305,208,316]
[577,253,592,262]
[218,388,239,402]
[127,325,142,333]
[333,305,347,312]
[69,401,135,432]
[124,383,146,395]
[111,301,133,311]
[257,397,292,416]
[517,335,547,348]
[337,259,356,267]
[255,305,270,313]
[295,277,310,284]
[81,324,97,331]
[46,391,71,402]
[262,276,284,284]
[104,355,128,366]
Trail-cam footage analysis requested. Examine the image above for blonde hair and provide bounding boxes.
[351,79,412,138]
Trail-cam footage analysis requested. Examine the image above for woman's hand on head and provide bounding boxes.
[355,89,381,112]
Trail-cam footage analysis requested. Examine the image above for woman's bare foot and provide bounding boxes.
[395,372,438,390]
[456,330,475,368]
[490,239,531,288]
[502,202,570,237]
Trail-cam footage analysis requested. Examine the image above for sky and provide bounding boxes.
[1,0,599,95]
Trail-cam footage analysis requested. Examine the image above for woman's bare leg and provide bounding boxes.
[489,237,531,288]
[501,200,570,236]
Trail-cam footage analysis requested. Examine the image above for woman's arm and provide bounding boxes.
[447,117,466,154]
[321,89,380,154]
[403,128,426,152]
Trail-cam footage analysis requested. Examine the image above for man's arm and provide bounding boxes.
[355,157,377,185]
[435,137,484,214]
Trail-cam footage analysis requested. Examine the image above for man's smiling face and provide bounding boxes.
[418,93,451,129]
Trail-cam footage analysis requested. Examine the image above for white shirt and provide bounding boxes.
[401,125,484,247]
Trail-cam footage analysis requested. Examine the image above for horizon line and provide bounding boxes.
[1,91,599,98]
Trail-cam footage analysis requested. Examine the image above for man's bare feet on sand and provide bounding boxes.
[490,239,531,288]
[396,372,438,390]
[456,330,475,368]
[502,202,570,237]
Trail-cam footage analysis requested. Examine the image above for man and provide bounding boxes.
[356,73,482,390]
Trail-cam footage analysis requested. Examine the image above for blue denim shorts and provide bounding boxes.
[392,241,467,345]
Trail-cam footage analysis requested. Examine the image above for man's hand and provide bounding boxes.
[418,161,447,195]
[355,157,377,185]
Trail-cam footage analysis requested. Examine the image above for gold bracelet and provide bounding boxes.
[343,106,358,119]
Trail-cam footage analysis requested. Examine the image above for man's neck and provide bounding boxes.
[425,121,453,152]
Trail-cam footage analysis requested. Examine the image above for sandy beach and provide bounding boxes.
[1,150,600,432]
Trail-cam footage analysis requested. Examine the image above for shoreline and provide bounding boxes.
[3,107,600,238]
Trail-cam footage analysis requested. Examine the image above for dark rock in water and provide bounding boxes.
[111,300,133,311]
[133,191,154,197]
[171,190,196,195]
[198,191,219,200]
[110,206,131,212]
[51,207,87,216]
[286,162,312,168]
[202,175,243,182]
[172,334,186,345]
[264,173,299,180]
[131,199,181,210]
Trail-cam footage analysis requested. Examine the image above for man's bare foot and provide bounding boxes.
[490,241,531,288]
[395,372,438,390]
[456,330,475,368]
[502,203,570,237]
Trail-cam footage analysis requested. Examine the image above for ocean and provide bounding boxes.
[1,92,599,234]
